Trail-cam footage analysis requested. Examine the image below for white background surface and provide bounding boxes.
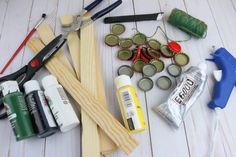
[0,0,236,157]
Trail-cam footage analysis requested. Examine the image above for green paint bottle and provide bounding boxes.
[1,81,35,141]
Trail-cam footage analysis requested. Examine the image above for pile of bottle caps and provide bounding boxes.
[105,24,190,91]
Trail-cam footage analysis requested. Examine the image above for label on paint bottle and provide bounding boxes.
[42,75,79,132]
[38,91,56,128]
[115,75,147,133]
[119,88,142,130]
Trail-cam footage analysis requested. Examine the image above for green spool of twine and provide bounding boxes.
[168,8,207,38]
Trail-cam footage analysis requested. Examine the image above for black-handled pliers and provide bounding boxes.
[64,0,122,32]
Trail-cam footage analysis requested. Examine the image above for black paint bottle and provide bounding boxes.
[23,80,58,138]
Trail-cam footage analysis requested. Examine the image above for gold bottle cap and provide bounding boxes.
[111,24,125,35]
[117,49,133,60]
[105,34,119,47]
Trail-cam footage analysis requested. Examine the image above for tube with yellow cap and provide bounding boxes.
[115,75,146,133]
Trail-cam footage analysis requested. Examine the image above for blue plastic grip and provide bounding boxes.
[91,0,122,21]
[208,48,236,109]
[84,0,103,11]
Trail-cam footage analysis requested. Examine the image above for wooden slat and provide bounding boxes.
[93,35,117,155]
[67,32,80,80]
[80,21,117,156]
[27,38,139,155]
[62,15,117,155]
[80,23,100,157]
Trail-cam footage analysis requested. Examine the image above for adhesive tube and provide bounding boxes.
[1,81,35,141]
[153,62,207,128]
[23,80,58,138]
[41,75,80,132]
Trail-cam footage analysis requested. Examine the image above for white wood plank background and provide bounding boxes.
[0,0,236,157]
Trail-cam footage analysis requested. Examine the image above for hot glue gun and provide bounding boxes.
[207,47,236,109]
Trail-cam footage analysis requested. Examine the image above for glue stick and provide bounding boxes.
[115,75,146,133]
[42,75,80,132]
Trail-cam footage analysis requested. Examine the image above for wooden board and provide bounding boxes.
[27,38,139,155]
[63,15,117,155]
[93,35,117,155]
[67,32,80,80]
[80,23,100,157]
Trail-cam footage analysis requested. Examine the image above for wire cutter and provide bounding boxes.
[63,0,122,33]
[0,34,66,119]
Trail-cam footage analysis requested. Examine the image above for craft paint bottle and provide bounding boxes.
[115,75,146,133]
[0,81,35,141]
[41,75,80,132]
[23,80,58,138]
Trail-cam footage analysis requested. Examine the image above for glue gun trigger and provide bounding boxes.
[213,70,222,82]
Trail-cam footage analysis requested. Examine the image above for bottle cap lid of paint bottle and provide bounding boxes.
[115,75,132,89]
[42,75,59,89]
[0,81,20,96]
[23,80,41,95]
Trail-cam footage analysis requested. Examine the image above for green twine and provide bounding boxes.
[168,8,208,39]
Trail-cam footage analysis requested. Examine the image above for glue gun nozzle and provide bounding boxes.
[205,58,215,62]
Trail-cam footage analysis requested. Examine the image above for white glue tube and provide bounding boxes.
[153,62,207,128]
[41,75,80,132]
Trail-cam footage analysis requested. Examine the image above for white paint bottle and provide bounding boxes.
[41,75,80,132]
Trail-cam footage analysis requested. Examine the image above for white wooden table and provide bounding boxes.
[0,0,236,157]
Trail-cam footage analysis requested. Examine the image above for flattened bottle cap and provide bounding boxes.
[174,53,190,66]
[117,65,134,78]
[111,24,125,35]
[132,59,146,73]
[119,38,133,48]
[156,76,172,90]
[142,64,157,77]
[105,34,119,46]
[149,59,165,72]
[148,39,161,50]
[147,48,161,58]
[138,77,153,92]
[133,33,147,45]
[168,41,181,53]
[167,64,182,77]
[117,49,133,60]
[160,45,174,58]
